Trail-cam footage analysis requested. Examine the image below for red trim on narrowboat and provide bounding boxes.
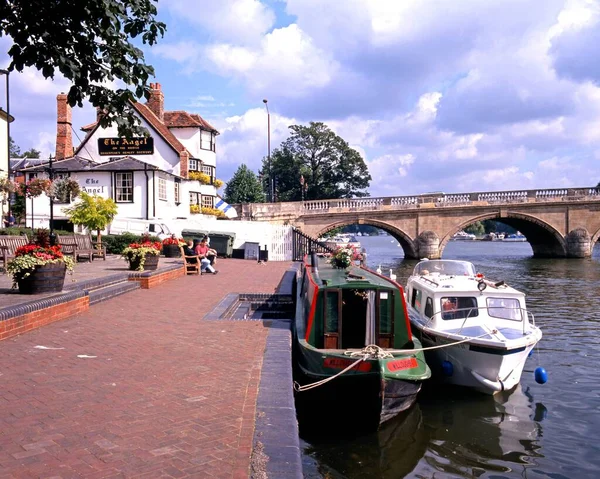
[304,256,320,342]
[324,357,372,372]
[386,357,418,372]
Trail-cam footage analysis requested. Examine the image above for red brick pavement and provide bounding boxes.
[0,259,293,478]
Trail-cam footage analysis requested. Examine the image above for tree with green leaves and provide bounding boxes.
[9,136,20,157]
[64,193,118,244]
[224,164,266,204]
[0,0,166,136]
[262,122,371,201]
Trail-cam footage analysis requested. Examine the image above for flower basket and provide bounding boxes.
[128,254,159,271]
[6,243,75,294]
[329,245,364,269]
[162,244,181,258]
[162,235,184,257]
[122,241,162,271]
[17,263,67,294]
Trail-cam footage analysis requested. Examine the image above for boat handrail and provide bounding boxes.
[424,306,535,334]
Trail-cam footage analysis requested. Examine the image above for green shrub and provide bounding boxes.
[0,227,72,237]
[95,233,161,254]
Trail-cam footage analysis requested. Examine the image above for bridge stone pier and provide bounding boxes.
[238,187,600,259]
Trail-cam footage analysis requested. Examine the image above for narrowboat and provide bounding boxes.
[405,259,542,394]
[293,253,431,428]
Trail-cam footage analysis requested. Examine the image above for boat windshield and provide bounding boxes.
[413,260,476,276]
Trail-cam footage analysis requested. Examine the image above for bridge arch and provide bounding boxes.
[317,219,418,259]
[439,211,568,258]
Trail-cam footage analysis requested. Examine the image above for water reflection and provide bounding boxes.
[414,385,544,478]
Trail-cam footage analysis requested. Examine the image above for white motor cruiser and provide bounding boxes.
[405,260,542,394]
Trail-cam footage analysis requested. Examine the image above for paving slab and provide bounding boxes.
[0,258,293,478]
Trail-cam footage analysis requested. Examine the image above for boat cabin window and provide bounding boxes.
[411,288,422,310]
[379,291,392,335]
[441,297,479,320]
[325,291,339,333]
[424,297,433,318]
[414,260,476,276]
[486,297,521,321]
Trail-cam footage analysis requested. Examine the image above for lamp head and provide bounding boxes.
[263,99,268,104]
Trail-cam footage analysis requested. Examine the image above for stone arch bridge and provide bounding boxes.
[239,187,600,259]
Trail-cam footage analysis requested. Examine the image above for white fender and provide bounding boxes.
[470,370,504,392]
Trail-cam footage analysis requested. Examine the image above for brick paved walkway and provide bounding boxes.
[0,259,293,478]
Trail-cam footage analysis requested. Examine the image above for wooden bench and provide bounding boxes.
[0,234,29,270]
[179,245,200,275]
[58,234,106,262]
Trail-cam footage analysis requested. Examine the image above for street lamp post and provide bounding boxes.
[0,69,10,217]
[262,99,273,202]
[47,155,56,245]
[300,174,305,202]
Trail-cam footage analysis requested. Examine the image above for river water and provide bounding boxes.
[300,235,600,479]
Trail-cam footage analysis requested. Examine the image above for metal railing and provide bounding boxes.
[292,227,335,261]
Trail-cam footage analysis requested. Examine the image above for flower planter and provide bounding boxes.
[17,263,67,294]
[162,244,181,258]
[128,254,160,271]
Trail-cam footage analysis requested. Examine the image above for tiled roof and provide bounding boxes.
[131,102,189,155]
[16,156,98,172]
[81,121,97,132]
[90,156,159,171]
[164,111,218,133]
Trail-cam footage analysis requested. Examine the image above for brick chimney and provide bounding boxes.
[179,150,189,179]
[56,93,73,160]
[146,82,164,120]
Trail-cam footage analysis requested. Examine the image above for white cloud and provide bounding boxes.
[162,0,275,45]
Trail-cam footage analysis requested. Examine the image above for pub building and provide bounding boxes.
[18,83,220,231]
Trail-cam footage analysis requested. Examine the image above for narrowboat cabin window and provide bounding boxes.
[115,172,133,202]
[379,291,393,335]
[487,297,521,321]
[324,291,340,349]
[441,297,479,320]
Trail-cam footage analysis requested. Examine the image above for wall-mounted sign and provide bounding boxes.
[98,137,154,156]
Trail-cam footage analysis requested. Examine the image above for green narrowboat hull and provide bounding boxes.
[294,337,430,426]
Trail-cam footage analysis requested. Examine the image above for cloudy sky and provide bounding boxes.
[2,0,600,197]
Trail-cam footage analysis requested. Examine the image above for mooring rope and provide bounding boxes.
[294,329,499,392]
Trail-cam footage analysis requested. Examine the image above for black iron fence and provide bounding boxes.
[292,227,334,261]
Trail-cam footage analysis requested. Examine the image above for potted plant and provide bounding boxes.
[162,235,185,257]
[6,230,75,294]
[122,239,162,271]
[329,245,363,269]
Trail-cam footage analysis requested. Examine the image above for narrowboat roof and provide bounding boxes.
[309,256,397,289]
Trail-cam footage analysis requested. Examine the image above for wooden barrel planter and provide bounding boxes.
[128,254,160,271]
[18,263,67,294]
[162,244,181,258]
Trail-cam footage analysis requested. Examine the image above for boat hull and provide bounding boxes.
[293,339,428,427]
[414,326,540,394]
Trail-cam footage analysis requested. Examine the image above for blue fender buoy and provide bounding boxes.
[534,367,548,384]
[442,360,454,377]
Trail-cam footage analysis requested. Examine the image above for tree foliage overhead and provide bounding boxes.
[262,122,371,201]
[64,192,118,243]
[0,0,166,136]
[224,164,266,204]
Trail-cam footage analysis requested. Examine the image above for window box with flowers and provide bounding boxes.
[6,237,75,294]
[122,240,162,271]
[329,245,364,269]
[188,171,224,188]
[162,235,185,257]
[189,205,226,218]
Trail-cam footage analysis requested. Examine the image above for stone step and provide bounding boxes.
[88,281,141,305]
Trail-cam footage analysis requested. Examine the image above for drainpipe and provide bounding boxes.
[144,165,149,220]
[152,170,156,218]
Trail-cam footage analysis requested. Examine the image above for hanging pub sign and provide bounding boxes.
[98,137,154,156]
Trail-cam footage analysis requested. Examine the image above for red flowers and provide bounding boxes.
[127,241,162,251]
[162,235,184,246]
[14,244,64,260]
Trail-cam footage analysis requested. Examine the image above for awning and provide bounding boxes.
[215,197,237,218]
